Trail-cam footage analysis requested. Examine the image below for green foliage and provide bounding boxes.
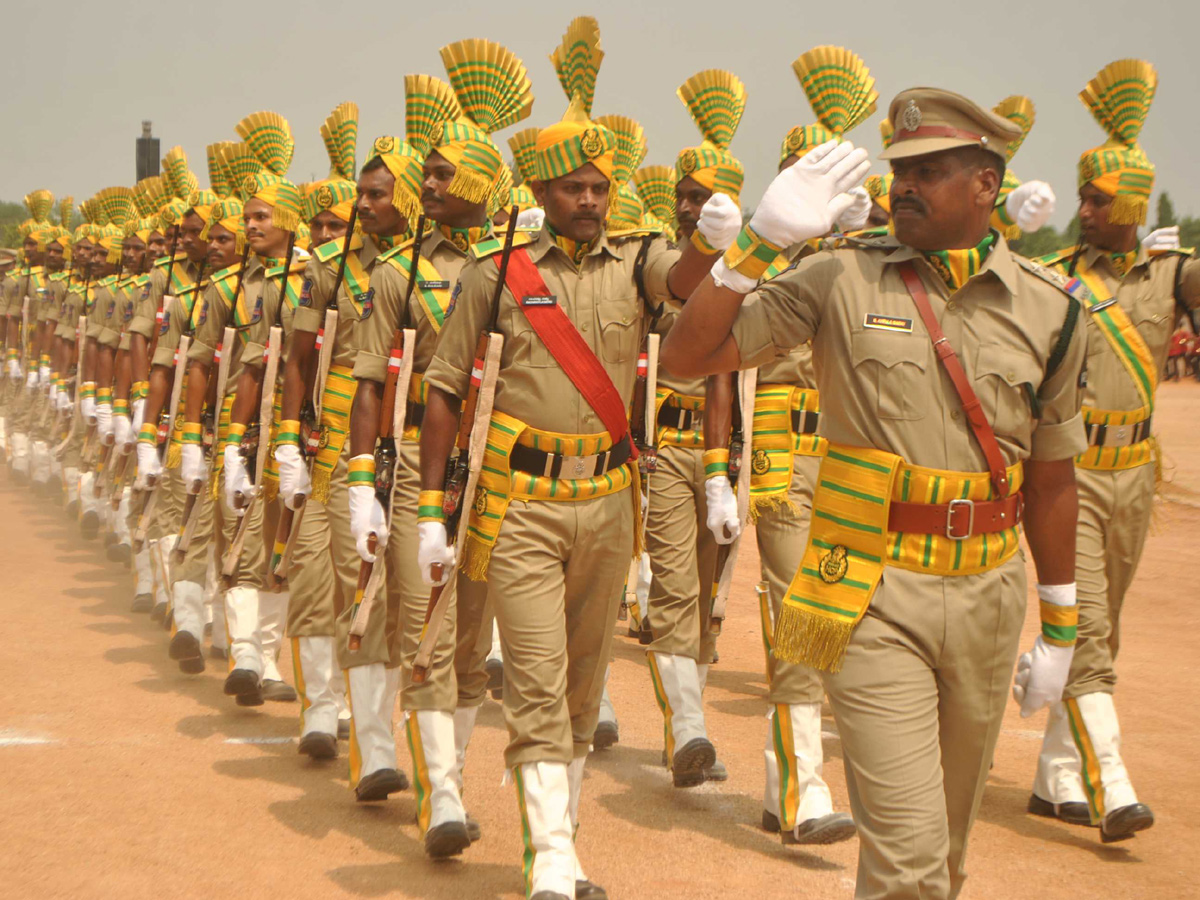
[0,201,27,249]
[1156,192,1177,229]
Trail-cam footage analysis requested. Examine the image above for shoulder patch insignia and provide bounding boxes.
[160,311,171,335]
[357,288,374,320]
[299,278,313,307]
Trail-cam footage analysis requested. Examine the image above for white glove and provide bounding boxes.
[57,389,72,413]
[131,397,145,434]
[515,207,545,230]
[222,442,254,514]
[417,520,455,586]
[704,474,741,545]
[1012,583,1076,717]
[5,359,19,380]
[1142,225,1181,253]
[695,192,743,252]
[348,480,387,563]
[95,402,113,442]
[25,370,37,390]
[81,393,95,421]
[275,442,311,511]
[1005,180,1056,234]
[38,364,51,385]
[48,382,58,403]
[834,186,873,233]
[180,443,205,492]
[135,441,162,489]
[112,414,132,450]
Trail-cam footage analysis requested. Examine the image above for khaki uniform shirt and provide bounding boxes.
[424,227,680,434]
[188,256,268,384]
[241,257,312,371]
[354,228,478,384]
[0,273,16,318]
[131,255,199,342]
[88,277,119,346]
[44,273,68,328]
[150,282,206,370]
[730,235,1089,470]
[54,276,88,341]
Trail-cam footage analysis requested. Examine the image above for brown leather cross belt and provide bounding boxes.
[790,408,820,435]
[887,492,1024,541]
[509,434,633,480]
[657,405,702,431]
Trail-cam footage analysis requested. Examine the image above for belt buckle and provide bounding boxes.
[946,498,974,541]
[572,457,588,478]
[1112,425,1129,446]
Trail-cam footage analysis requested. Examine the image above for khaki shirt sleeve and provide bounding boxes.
[351,261,404,385]
[240,280,279,371]
[641,236,682,304]
[151,295,187,369]
[292,257,332,334]
[1030,296,1088,462]
[1177,255,1200,311]
[129,268,164,340]
[187,285,227,365]
[730,253,829,369]
[422,258,489,400]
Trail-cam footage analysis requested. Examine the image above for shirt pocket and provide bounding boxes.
[974,342,1038,436]
[597,296,640,364]
[851,329,929,421]
[1131,293,1174,361]
[507,308,554,367]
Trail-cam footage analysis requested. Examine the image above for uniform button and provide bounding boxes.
[622,314,631,324]
[946,301,957,311]
[951,410,960,420]
[1007,371,1016,381]
[581,322,590,332]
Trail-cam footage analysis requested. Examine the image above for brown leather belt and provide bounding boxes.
[657,404,702,431]
[1085,416,1151,448]
[887,492,1024,540]
[509,434,633,480]
[790,408,820,435]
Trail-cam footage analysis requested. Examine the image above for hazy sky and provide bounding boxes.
[4,0,1197,229]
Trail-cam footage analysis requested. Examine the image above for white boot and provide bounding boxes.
[224,585,263,676]
[568,756,592,885]
[763,713,781,822]
[649,652,712,785]
[453,705,479,795]
[775,703,837,833]
[488,618,502,663]
[0,416,6,453]
[64,466,80,506]
[346,663,400,786]
[516,761,576,899]
[259,589,288,674]
[133,548,154,598]
[1033,701,1088,808]
[113,487,132,544]
[9,432,29,478]
[1070,692,1140,817]
[408,709,469,855]
[172,580,206,640]
[295,636,339,737]
[30,440,50,487]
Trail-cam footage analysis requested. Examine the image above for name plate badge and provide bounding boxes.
[863,313,913,333]
[521,295,557,307]
[418,280,450,291]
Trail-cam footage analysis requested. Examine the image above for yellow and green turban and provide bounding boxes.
[508,185,538,216]
[633,165,677,229]
[880,118,894,150]
[535,16,617,183]
[508,127,539,184]
[367,134,425,226]
[594,114,648,234]
[865,173,893,215]
[162,146,198,200]
[990,96,1037,239]
[45,226,71,261]
[488,162,515,220]
[779,46,877,167]
[95,224,124,266]
[125,217,159,248]
[1077,59,1157,225]
[133,176,168,218]
[233,111,300,231]
[23,189,54,224]
[58,196,74,233]
[305,101,360,224]
[294,221,311,252]
[207,141,239,199]
[675,69,747,203]
[200,196,246,253]
[95,186,136,263]
[187,188,221,229]
[158,197,189,234]
[433,38,534,204]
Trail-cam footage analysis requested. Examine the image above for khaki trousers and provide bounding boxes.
[487,489,633,768]
[455,575,496,708]
[824,555,1026,900]
[173,465,216,586]
[287,447,353,638]
[644,443,718,664]
[756,453,824,706]
[1065,463,1155,699]
[213,466,275,590]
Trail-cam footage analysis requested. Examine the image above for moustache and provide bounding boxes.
[891,197,925,214]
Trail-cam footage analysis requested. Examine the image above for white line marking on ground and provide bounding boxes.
[0,728,58,746]
[224,737,295,745]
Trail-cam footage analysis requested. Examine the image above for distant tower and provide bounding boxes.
[136,121,160,180]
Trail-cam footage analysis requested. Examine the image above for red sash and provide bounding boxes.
[497,249,635,456]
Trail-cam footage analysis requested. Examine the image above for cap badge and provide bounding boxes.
[242,174,260,197]
[374,136,395,155]
[679,149,699,176]
[902,100,922,133]
[580,128,604,160]
[819,545,849,584]
[316,184,335,210]
[785,127,805,154]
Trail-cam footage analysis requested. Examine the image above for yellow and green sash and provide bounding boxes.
[209,394,236,499]
[462,410,638,581]
[382,249,452,333]
[748,384,826,520]
[312,365,356,504]
[654,389,704,448]
[774,444,1025,673]
[1076,406,1155,470]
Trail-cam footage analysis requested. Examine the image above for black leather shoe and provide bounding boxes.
[424,820,471,859]
[79,510,99,539]
[465,814,481,843]
[149,602,166,624]
[575,880,608,900]
[169,630,201,661]
[705,759,728,782]
[762,809,782,833]
[298,731,338,760]
[486,658,504,700]
[261,679,297,703]
[1101,803,1154,843]
[224,668,263,706]
[637,622,653,645]
[104,530,117,547]
[793,812,857,845]
[1028,793,1094,827]
[179,655,206,675]
[592,720,619,751]
[355,767,408,802]
[130,593,153,613]
[672,736,715,788]
[65,499,79,518]
[337,717,350,740]
[107,541,131,563]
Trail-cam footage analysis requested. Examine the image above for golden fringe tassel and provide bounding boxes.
[262,478,278,504]
[445,168,492,205]
[1108,194,1147,226]
[1003,223,1021,241]
[272,207,300,234]
[311,467,331,506]
[772,604,854,674]
[461,533,493,582]
[166,442,181,470]
[748,494,800,524]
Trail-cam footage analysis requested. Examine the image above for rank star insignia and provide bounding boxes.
[751,448,770,476]
[818,545,849,584]
[474,485,488,516]
[580,127,604,160]
[316,185,335,210]
[902,100,922,133]
[679,149,699,175]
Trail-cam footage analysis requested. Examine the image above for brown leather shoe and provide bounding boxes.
[592,720,619,751]
[575,881,608,900]
[261,679,297,703]
[1101,803,1155,843]
[793,812,857,845]
[1028,793,1094,827]
[298,731,338,760]
[424,820,471,859]
[672,737,715,788]
[355,767,408,802]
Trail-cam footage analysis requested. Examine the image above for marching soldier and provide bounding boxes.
[418,17,721,898]
[1029,59,1200,843]
[664,88,1089,899]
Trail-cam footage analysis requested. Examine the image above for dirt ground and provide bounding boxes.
[2,382,1199,900]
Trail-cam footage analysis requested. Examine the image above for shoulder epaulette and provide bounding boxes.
[1014,254,1083,302]
[265,259,308,279]
[48,272,68,282]
[96,275,118,288]
[313,237,349,265]
[839,232,899,251]
[1149,246,1197,260]
[1035,246,1078,268]
[607,225,662,242]
[377,235,418,266]
[469,230,536,259]
[209,263,242,285]
[152,254,180,270]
